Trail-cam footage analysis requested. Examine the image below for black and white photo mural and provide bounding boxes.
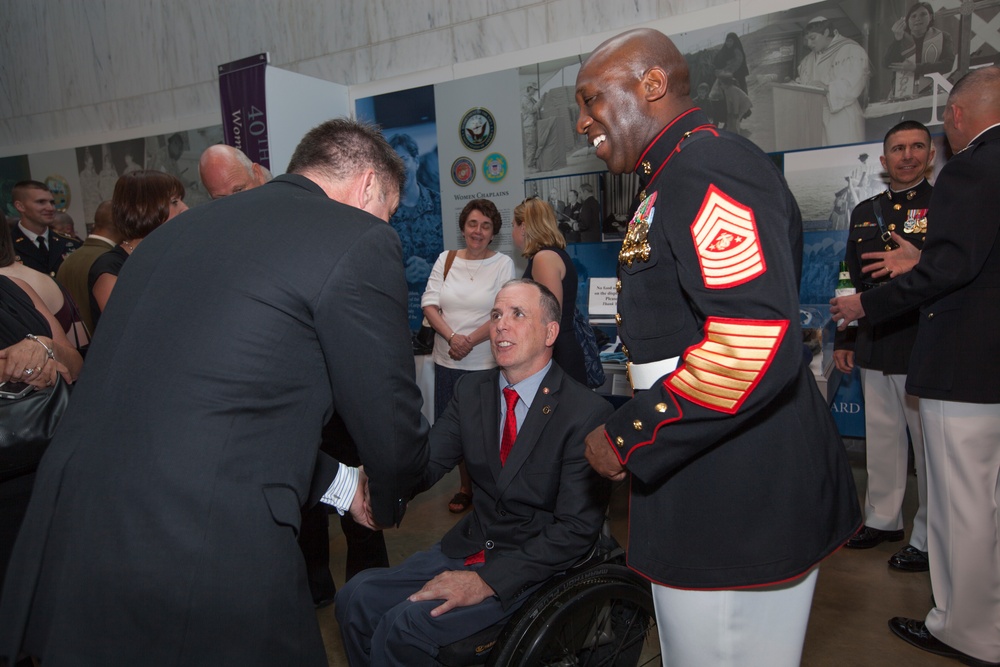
[673,0,998,152]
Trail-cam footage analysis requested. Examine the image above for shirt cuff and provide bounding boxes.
[320,463,359,516]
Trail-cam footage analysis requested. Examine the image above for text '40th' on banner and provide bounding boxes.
[218,53,270,170]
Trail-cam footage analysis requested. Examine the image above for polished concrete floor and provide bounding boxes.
[316,457,952,666]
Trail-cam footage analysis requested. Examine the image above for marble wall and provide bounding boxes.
[0,0,806,156]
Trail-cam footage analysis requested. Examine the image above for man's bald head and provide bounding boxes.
[944,66,1000,152]
[198,144,272,199]
[91,200,121,242]
[588,29,690,96]
[575,29,694,174]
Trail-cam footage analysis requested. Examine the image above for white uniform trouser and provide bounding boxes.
[921,399,1000,663]
[653,568,818,667]
[860,369,928,550]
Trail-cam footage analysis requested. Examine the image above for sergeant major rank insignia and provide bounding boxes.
[691,184,765,289]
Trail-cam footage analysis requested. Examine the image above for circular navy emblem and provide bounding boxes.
[460,108,496,152]
[451,157,476,187]
[482,153,507,183]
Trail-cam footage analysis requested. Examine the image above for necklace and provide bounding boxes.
[122,240,136,254]
[466,256,486,281]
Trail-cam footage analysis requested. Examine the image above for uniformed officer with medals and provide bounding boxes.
[834,121,935,575]
[575,28,860,666]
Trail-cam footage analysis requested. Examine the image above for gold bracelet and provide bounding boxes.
[448,332,457,342]
[25,333,55,360]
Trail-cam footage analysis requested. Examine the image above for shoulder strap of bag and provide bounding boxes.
[443,250,457,281]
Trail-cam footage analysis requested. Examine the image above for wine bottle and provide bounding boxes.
[835,260,857,327]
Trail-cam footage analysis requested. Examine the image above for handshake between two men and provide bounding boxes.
[332,279,614,666]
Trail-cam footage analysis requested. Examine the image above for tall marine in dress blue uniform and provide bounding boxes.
[576,28,860,666]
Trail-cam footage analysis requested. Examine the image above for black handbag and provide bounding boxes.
[412,323,435,355]
[0,375,71,482]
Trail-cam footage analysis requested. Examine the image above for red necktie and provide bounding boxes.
[500,387,519,465]
[465,386,521,567]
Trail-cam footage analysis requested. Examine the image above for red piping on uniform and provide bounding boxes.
[638,121,720,189]
[634,107,700,170]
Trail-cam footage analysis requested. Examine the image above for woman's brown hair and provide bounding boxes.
[112,170,185,240]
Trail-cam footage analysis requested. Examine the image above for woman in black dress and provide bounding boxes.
[1,275,83,579]
[511,197,587,385]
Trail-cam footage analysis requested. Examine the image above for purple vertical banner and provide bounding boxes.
[218,53,270,170]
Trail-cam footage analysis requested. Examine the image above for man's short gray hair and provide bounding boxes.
[502,278,562,324]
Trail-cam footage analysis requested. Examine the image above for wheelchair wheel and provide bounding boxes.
[486,563,659,666]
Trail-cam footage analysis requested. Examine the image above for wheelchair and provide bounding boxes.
[437,521,660,667]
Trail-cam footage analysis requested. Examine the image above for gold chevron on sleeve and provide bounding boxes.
[667,317,788,414]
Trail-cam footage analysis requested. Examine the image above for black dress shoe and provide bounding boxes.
[889,545,929,572]
[889,617,1000,666]
[845,525,905,549]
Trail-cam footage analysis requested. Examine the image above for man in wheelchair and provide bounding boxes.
[336,279,614,666]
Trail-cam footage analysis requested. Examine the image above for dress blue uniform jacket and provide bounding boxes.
[835,180,932,374]
[604,108,860,589]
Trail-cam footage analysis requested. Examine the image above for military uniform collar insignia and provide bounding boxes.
[887,178,929,201]
[633,107,705,192]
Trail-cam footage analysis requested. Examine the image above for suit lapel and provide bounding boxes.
[479,372,503,485]
[496,365,563,494]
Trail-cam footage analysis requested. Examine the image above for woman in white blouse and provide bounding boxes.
[421,199,515,513]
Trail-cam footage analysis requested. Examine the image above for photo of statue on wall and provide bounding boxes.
[519,58,606,178]
[75,138,145,226]
[676,4,872,152]
[783,141,886,232]
[677,0,999,152]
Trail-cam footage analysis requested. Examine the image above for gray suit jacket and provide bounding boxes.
[0,174,429,665]
[416,363,613,608]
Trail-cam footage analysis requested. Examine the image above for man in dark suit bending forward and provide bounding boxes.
[0,118,429,666]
